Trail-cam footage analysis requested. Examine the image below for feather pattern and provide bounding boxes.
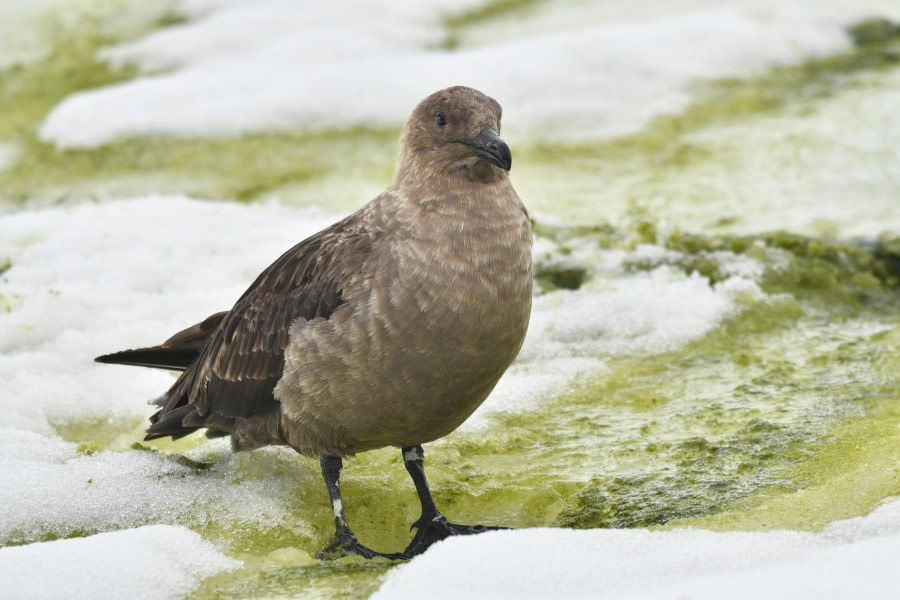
[155,213,374,426]
[99,86,533,459]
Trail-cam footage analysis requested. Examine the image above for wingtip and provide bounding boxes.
[91,346,196,371]
[94,351,132,364]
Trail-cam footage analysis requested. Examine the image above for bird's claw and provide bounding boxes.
[315,530,407,561]
[404,515,506,557]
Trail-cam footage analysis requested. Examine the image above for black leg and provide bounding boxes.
[315,454,404,560]
[402,445,506,557]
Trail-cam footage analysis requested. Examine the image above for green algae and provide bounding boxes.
[533,263,588,291]
[52,415,146,450]
[11,124,396,208]
[2,7,899,599]
[550,317,896,530]
[664,325,900,532]
[848,17,900,52]
[3,15,898,224]
[134,225,900,597]
[0,4,396,210]
[540,17,900,162]
[525,223,899,532]
[194,555,393,600]
[515,18,900,228]
[0,3,178,202]
[659,230,900,308]
[75,441,104,456]
[0,38,397,209]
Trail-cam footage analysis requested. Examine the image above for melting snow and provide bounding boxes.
[39,1,857,147]
[374,498,900,600]
[0,525,241,600]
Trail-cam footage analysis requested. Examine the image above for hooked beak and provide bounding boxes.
[458,127,512,171]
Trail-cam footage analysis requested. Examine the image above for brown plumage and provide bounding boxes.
[96,86,532,558]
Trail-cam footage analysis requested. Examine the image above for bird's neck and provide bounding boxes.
[389,175,518,217]
[394,151,508,189]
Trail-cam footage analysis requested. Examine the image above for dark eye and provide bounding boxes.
[435,111,447,127]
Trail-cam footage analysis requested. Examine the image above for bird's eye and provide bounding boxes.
[435,111,447,127]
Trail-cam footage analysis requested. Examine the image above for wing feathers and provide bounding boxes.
[154,211,375,431]
[163,311,228,347]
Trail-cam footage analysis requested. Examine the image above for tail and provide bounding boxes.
[145,400,233,441]
[94,311,228,371]
[144,404,198,440]
[95,311,233,440]
[95,346,201,371]
[144,366,236,441]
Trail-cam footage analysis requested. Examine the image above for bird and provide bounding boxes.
[95,86,533,559]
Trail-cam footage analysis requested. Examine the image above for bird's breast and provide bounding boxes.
[277,187,533,454]
[397,192,531,336]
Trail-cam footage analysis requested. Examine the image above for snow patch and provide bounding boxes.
[0,524,241,600]
[466,260,760,428]
[39,2,854,147]
[374,497,900,600]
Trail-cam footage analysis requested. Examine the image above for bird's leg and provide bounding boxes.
[402,445,506,557]
[315,454,405,560]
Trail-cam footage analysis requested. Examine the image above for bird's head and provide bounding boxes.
[397,86,511,184]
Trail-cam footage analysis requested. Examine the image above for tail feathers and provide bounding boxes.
[144,404,236,441]
[96,311,236,441]
[95,346,200,371]
[95,310,228,371]
[145,405,196,440]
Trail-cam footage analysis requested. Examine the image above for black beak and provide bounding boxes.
[458,127,512,171]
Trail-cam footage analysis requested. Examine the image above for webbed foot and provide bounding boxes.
[403,514,507,557]
[315,528,406,561]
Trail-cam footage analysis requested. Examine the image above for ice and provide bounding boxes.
[39,2,858,147]
[373,497,900,600]
[0,524,241,600]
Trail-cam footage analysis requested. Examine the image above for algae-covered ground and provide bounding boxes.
[1,2,899,599]
[192,225,900,599]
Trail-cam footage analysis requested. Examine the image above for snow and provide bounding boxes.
[0,428,297,544]
[39,2,858,147]
[0,0,178,70]
[0,524,241,600]
[471,268,758,429]
[373,497,900,600]
[4,0,900,597]
[0,198,335,544]
[0,142,19,172]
